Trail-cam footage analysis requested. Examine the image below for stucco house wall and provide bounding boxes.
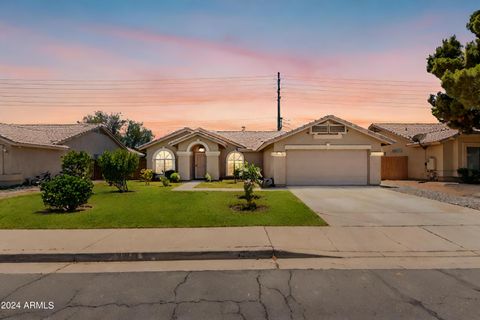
[3,145,65,180]
[272,127,383,152]
[243,151,263,171]
[64,130,122,158]
[262,146,274,179]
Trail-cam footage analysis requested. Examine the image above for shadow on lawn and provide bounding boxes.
[35,205,92,215]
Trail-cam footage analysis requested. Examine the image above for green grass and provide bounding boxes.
[195,180,244,189]
[0,181,326,229]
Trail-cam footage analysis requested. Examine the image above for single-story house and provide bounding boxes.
[0,123,126,186]
[368,123,480,181]
[139,115,394,186]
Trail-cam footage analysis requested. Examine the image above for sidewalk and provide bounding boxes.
[173,181,241,192]
[1,226,480,261]
[172,181,281,192]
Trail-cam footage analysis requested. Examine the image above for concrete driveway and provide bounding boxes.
[289,186,480,227]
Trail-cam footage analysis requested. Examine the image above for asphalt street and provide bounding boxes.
[1,268,479,320]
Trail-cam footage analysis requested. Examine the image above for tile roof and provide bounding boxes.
[142,115,395,151]
[369,123,459,144]
[215,130,284,150]
[0,123,103,148]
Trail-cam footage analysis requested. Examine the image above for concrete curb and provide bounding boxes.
[0,250,339,263]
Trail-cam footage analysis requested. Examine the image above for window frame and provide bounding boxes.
[153,149,175,174]
[226,151,245,176]
[462,143,480,170]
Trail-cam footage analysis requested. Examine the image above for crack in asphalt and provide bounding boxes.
[436,269,480,292]
[0,263,72,303]
[256,273,270,320]
[2,269,479,319]
[370,271,448,320]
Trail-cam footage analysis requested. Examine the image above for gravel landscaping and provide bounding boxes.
[0,186,40,199]
[383,183,480,211]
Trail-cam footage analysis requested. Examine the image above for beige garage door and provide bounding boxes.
[286,150,368,185]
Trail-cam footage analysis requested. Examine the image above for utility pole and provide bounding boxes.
[277,72,282,131]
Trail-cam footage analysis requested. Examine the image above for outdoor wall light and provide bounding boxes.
[198,147,205,152]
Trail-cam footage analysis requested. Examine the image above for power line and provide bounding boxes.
[285,75,438,85]
[0,75,274,82]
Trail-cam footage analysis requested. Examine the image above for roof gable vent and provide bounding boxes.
[311,122,346,135]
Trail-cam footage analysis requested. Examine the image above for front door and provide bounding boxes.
[195,152,206,179]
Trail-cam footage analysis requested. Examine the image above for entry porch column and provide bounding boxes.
[205,151,220,180]
[177,151,192,180]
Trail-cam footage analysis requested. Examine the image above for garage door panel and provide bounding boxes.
[286,150,367,185]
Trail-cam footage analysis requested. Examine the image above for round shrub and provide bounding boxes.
[169,172,181,182]
[164,170,176,180]
[160,176,170,187]
[40,174,94,212]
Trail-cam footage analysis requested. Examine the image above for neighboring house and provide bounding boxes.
[139,115,393,186]
[369,123,480,181]
[0,123,126,186]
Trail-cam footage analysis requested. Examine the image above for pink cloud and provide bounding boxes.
[0,64,53,78]
[89,24,333,76]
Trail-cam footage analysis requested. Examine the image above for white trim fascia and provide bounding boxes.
[284,144,372,150]
[11,143,70,150]
[370,151,385,156]
[271,151,286,157]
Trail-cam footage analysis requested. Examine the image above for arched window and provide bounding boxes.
[154,149,175,174]
[227,151,244,176]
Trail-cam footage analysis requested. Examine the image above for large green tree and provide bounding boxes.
[122,120,154,149]
[82,111,153,148]
[82,111,126,136]
[427,10,480,133]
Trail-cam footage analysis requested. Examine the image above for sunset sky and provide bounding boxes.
[0,0,478,136]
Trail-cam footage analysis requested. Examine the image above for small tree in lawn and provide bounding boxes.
[61,150,92,179]
[140,168,154,185]
[241,162,262,210]
[98,149,139,192]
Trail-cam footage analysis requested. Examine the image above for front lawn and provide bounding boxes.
[0,181,326,229]
[195,180,244,189]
